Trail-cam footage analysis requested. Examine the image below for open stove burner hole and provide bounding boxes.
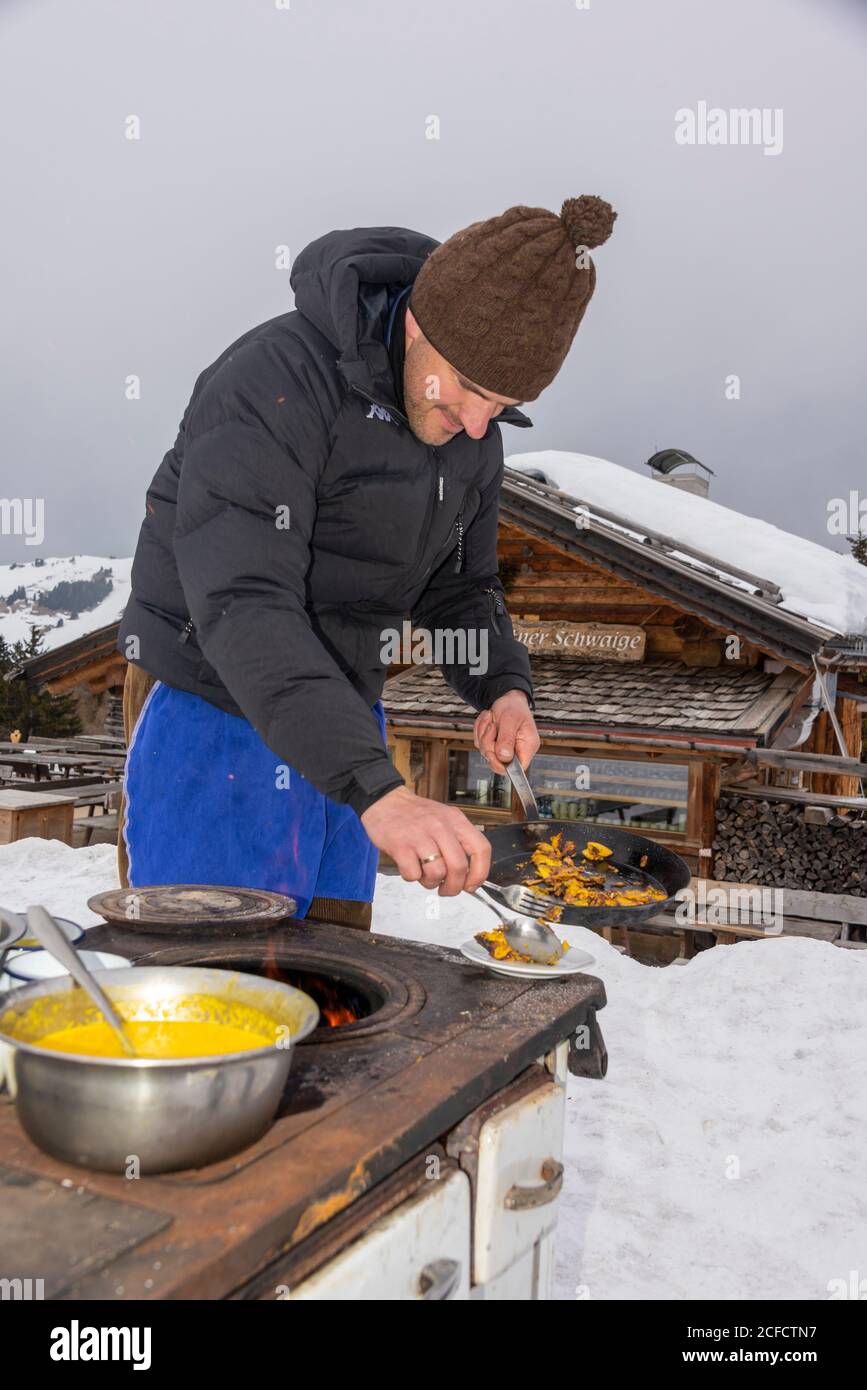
[203,956,385,1031]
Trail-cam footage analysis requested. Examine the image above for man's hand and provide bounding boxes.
[473,689,540,776]
[361,786,491,895]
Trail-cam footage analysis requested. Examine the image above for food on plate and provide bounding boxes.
[522,832,666,909]
[474,928,570,965]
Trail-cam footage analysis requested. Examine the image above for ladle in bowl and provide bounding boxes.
[24,905,137,1058]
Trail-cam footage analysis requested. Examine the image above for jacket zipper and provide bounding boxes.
[349,383,445,508]
[178,616,195,645]
[349,386,464,592]
[433,448,445,508]
[481,584,504,635]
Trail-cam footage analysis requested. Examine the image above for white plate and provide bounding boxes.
[459,938,595,979]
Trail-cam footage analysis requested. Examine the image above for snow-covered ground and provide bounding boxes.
[2,837,865,1301]
[507,452,867,638]
[0,555,132,651]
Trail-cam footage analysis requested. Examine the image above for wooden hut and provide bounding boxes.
[382,460,867,886]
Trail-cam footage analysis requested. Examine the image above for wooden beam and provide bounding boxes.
[699,763,719,875]
[678,878,867,927]
[389,737,414,791]
[45,653,126,696]
[427,739,449,804]
[383,722,752,762]
[723,780,867,810]
[746,748,867,778]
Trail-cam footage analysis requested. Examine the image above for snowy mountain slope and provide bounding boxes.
[0,555,132,652]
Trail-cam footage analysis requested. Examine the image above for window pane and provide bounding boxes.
[527,754,688,832]
[447,748,511,810]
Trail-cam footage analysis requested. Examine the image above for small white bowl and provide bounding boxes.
[12,917,85,950]
[0,947,132,1089]
[1,949,132,990]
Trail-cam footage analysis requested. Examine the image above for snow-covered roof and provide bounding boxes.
[506,452,867,638]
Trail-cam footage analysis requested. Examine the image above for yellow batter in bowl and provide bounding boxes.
[24,993,279,1060]
[33,1018,273,1059]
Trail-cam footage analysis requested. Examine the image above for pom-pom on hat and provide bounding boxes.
[409,194,616,402]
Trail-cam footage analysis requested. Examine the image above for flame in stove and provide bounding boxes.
[314,992,358,1029]
[261,937,361,1029]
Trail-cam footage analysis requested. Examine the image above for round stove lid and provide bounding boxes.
[87,884,296,930]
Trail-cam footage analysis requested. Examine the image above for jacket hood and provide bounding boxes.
[291,225,438,368]
[290,224,532,428]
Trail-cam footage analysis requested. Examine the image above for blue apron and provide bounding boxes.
[122,681,384,917]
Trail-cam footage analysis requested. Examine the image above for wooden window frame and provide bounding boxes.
[388,728,718,874]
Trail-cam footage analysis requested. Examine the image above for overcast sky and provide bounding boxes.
[1,0,865,565]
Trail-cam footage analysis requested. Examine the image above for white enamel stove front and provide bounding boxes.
[286,1042,569,1301]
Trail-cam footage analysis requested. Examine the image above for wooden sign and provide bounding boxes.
[512,621,646,662]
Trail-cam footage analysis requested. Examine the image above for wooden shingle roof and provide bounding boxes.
[383,657,805,744]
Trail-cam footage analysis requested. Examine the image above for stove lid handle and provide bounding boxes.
[418,1258,462,1300]
[503,1158,564,1211]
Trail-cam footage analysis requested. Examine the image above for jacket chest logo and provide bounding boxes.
[365,402,393,423]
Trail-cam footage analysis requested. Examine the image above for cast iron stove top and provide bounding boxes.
[0,918,606,1299]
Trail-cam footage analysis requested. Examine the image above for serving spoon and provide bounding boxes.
[471,886,565,965]
[24,905,138,1058]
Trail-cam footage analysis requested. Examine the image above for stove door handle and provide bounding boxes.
[504,1158,564,1211]
[418,1258,462,1300]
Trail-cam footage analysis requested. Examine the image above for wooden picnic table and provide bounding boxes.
[0,777,122,807]
[0,739,124,753]
[0,745,123,758]
[0,788,78,845]
[0,751,92,773]
[0,753,120,784]
[25,736,125,752]
[0,778,122,845]
[72,780,124,845]
[0,745,124,780]
[68,780,123,806]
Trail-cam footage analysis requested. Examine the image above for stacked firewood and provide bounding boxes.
[712,794,866,894]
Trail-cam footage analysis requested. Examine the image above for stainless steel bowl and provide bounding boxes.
[0,965,319,1173]
[0,911,26,971]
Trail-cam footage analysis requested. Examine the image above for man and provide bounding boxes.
[117,193,616,927]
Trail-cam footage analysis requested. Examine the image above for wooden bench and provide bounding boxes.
[655,879,867,957]
[77,784,123,846]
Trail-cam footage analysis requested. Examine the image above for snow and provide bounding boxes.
[0,838,118,926]
[0,555,132,651]
[2,836,865,1302]
[507,451,867,638]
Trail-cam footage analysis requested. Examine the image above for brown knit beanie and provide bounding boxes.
[409,195,616,402]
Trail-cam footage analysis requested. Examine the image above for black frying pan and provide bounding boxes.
[483,762,692,929]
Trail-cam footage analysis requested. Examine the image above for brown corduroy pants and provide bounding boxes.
[117,663,373,930]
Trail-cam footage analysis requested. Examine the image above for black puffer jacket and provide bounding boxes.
[118,226,534,816]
